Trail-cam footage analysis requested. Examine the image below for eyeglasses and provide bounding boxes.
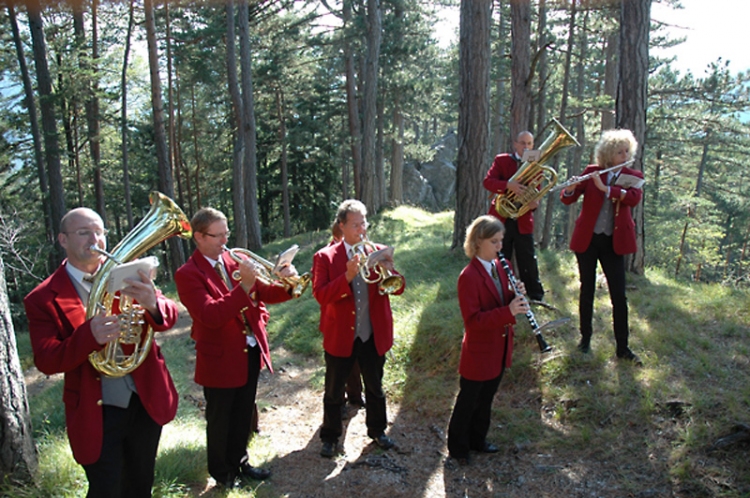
[203,231,230,239]
[65,229,109,238]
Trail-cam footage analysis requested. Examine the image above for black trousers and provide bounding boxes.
[575,233,630,354]
[502,218,544,300]
[83,394,162,498]
[447,373,504,459]
[320,337,387,443]
[203,346,261,483]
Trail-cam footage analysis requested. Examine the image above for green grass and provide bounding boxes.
[7,205,750,496]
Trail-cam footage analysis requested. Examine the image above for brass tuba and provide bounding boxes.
[351,235,404,295]
[87,192,192,377]
[223,245,311,298]
[493,118,580,219]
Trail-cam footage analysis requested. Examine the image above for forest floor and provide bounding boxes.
[24,308,678,498]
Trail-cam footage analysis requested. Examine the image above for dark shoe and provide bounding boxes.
[473,441,499,453]
[617,349,643,366]
[239,462,271,480]
[372,434,395,450]
[320,441,337,458]
[577,337,591,354]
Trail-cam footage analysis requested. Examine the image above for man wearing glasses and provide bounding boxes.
[174,207,298,489]
[24,207,179,497]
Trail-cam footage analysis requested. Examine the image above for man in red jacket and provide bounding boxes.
[175,207,297,489]
[24,207,179,497]
[483,131,545,301]
[312,199,405,458]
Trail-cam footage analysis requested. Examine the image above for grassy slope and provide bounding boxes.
[11,205,750,497]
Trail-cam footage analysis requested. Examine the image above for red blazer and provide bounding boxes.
[457,257,517,381]
[560,165,643,255]
[23,262,179,465]
[312,241,405,358]
[483,153,534,234]
[174,249,293,388]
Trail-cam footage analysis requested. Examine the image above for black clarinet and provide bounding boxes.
[497,253,552,353]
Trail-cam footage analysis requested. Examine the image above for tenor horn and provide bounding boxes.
[493,118,580,219]
[87,192,192,377]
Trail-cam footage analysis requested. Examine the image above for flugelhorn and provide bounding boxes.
[497,253,569,353]
[87,192,193,377]
[351,235,404,295]
[493,118,580,219]
[550,158,636,193]
[222,245,311,298]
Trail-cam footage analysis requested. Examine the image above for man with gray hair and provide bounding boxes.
[312,199,405,458]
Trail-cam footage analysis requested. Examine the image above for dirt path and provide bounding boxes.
[26,307,674,498]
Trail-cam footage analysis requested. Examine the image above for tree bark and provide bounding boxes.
[360,0,382,213]
[453,0,492,249]
[121,0,135,229]
[509,0,531,137]
[0,255,38,484]
[238,0,262,249]
[73,0,106,222]
[389,97,404,205]
[27,0,65,264]
[225,0,248,247]
[491,3,507,156]
[8,5,54,267]
[343,0,362,200]
[144,0,184,270]
[276,86,291,238]
[616,0,651,275]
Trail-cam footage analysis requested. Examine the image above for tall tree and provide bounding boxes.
[238,0,262,249]
[73,0,105,221]
[509,0,531,136]
[121,0,135,229]
[360,0,382,213]
[8,5,53,261]
[144,0,184,270]
[0,255,37,484]
[453,0,492,249]
[27,0,65,264]
[616,0,651,274]
[226,0,248,247]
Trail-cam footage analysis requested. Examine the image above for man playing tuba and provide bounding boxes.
[24,207,179,498]
[484,131,546,302]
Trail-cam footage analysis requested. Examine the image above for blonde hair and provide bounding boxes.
[594,129,638,167]
[463,216,505,259]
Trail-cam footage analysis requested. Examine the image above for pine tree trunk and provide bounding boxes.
[360,0,382,213]
[27,0,65,264]
[0,255,37,484]
[121,0,135,229]
[225,0,248,247]
[616,0,651,275]
[144,0,183,271]
[509,0,531,136]
[8,5,54,268]
[238,0,262,250]
[343,0,362,200]
[453,0,492,250]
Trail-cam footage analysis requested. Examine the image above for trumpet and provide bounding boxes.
[350,235,404,295]
[222,245,311,298]
[550,159,636,193]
